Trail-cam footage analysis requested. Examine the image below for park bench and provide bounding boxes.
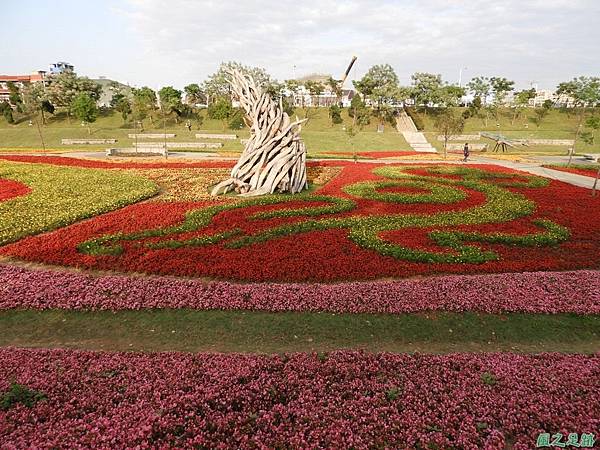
[61,139,117,145]
[132,142,223,149]
[127,133,176,139]
[195,133,238,140]
[106,147,167,157]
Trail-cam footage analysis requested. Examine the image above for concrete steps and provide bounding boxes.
[402,131,437,153]
[396,111,436,153]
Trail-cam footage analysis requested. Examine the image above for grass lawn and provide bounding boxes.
[1,310,598,354]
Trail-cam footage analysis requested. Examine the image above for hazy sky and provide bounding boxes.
[1,0,598,91]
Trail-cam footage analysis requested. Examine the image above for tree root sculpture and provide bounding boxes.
[210,70,308,197]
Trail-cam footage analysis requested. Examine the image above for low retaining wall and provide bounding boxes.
[62,139,117,145]
[446,143,488,151]
[132,142,223,149]
[195,133,238,140]
[106,147,167,157]
[128,133,176,139]
[436,134,481,141]
[513,139,574,146]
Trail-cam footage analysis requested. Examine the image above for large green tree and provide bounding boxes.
[203,62,274,103]
[47,71,101,122]
[466,76,491,105]
[158,86,183,123]
[184,83,206,105]
[354,64,399,104]
[207,97,233,130]
[131,87,157,126]
[410,72,443,108]
[489,77,515,104]
[71,92,98,134]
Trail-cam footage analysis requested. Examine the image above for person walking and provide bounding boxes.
[463,142,470,162]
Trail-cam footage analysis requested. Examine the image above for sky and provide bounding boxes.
[1,0,599,91]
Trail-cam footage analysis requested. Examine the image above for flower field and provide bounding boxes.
[1,156,598,448]
[2,263,599,313]
[0,161,158,245]
[1,348,598,449]
[542,163,600,178]
[2,159,599,281]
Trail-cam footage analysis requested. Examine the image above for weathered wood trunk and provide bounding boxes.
[211,70,308,197]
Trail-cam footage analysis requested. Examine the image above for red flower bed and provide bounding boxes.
[2,162,599,281]
[321,151,420,158]
[542,164,599,178]
[1,348,598,450]
[0,155,234,169]
[0,179,30,201]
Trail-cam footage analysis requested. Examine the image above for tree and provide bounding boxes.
[438,84,466,107]
[530,107,549,128]
[348,95,371,128]
[22,83,53,125]
[410,72,443,109]
[184,83,205,105]
[207,97,233,130]
[512,89,536,125]
[328,104,343,126]
[47,71,101,122]
[354,64,402,129]
[111,93,132,123]
[489,77,515,104]
[71,92,98,134]
[131,87,157,126]
[556,76,600,154]
[0,101,14,124]
[434,108,465,159]
[354,64,399,102]
[466,76,491,105]
[581,115,600,146]
[203,62,274,104]
[158,86,183,123]
[6,82,23,112]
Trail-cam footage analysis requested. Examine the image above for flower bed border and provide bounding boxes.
[1,263,598,314]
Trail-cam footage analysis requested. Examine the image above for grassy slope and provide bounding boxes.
[1,310,598,354]
[0,109,411,155]
[420,107,600,155]
[1,107,598,156]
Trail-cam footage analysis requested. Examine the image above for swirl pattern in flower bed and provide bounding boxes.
[4,162,597,281]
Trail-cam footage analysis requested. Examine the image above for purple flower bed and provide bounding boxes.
[1,264,599,314]
[1,348,598,449]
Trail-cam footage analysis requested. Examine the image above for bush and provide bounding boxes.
[329,105,343,125]
[404,106,425,130]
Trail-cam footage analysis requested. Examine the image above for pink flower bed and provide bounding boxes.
[1,264,599,313]
[1,348,598,449]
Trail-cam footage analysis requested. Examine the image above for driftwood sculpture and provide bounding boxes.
[210,70,308,196]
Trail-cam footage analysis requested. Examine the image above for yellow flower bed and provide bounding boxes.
[0,162,158,245]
